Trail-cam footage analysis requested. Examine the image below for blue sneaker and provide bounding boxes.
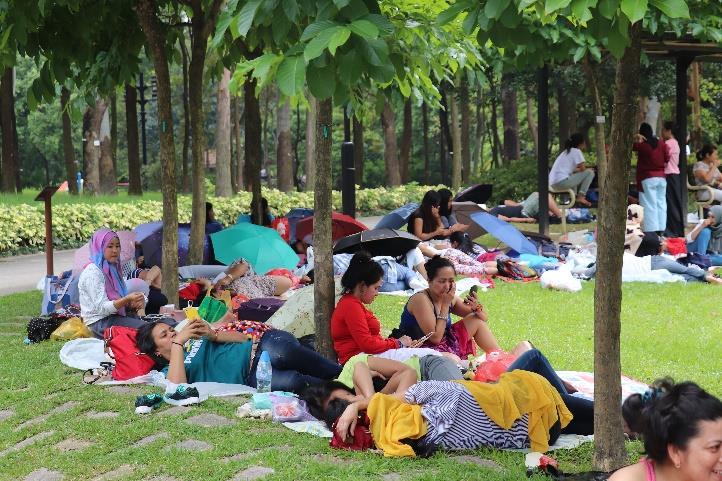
[135,393,163,414]
[163,385,200,406]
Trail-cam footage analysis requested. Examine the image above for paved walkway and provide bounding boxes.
[0,215,383,296]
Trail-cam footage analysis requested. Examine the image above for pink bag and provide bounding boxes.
[474,350,516,383]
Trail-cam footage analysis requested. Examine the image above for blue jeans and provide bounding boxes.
[507,349,594,435]
[248,330,342,393]
[639,177,667,232]
[687,227,711,255]
[89,315,146,339]
[650,255,706,282]
[379,263,418,292]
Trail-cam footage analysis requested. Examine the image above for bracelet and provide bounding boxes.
[436,314,448,320]
[172,341,184,348]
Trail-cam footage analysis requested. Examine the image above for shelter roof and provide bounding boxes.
[642,33,722,63]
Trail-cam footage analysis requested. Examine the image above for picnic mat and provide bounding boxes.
[557,371,649,402]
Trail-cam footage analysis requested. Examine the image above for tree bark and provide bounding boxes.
[399,98,412,183]
[422,102,430,184]
[526,90,539,157]
[381,99,401,186]
[449,89,462,190]
[582,57,608,170]
[486,73,501,168]
[690,61,702,150]
[179,30,191,193]
[231,96,243,193]
[460,79,471,183]
[244,77,263,223]
[61,87,78,195]
[502,74,520,162]
[135,0,179,305]
[0,67,17,193]
[558,86,572,148]
[110,92,118,174]
[593,22,642,473]
[215,68,233,197]
[98,101,117,195]
[314,98,335,360]
[472,86,484,173]
[125,84,142,195]
[83,100,108,195]
[276,98,293,191]
[304,93,317,191]
[352,116,364,187]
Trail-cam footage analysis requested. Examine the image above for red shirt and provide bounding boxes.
[634,141,669,191]
[330,294,399,365]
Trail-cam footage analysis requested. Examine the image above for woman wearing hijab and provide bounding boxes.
[633,123,669,234]
[78,228,147,338]
[687,205,722,257]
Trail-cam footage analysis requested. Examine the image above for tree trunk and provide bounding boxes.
[83,100,108,195]
[422,102,430,184]
[110,92,118,175]
[179,30,191,192]
[381,99,401,186]
[314,98,335,360]
[98,101,117,195]
[262,88,274,186]
[352,116,364,187]
[125,84,143,195]
[244,77,263,223]
[0,67,17,193]
[558,87,572,147]
[472,86,484,173]
[488,76,501,168]
[593,22,642,473]
[526,91,539,157]
[135,0,179,304]
[61,87,78,195]
[276,98,293,191]
[690,61,702,150]
[399,98,412,183]
[460,80,471,183]
[502,74,520,162]
[438,103,448,185]
[231,96,243,193]
[304,93,317,191]
[449,89,462,190]
[582,57,608,171]
[215,68,233,197]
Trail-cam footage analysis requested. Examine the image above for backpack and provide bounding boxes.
[496,259,537,280]
[103,326,156,381]
[26,316,65,343]
[236,298,285,322]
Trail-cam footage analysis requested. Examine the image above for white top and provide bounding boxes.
[621,252,652,277]
[79,263,118,325]
[693,161,722,186]
[549,148,585,186]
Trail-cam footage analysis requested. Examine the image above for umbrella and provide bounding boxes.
[469,211,538,255]
[134,222,212,268]
[210,223,299,274]
[72,230,136,275]
[454,184,493,205]
[450,201,487,240]
[375,203,419,230]
[295,212,368,243]
[333,228,421,257]
[133,221,162,242]
[286,207,314,242]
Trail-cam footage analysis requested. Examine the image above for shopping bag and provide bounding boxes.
[50,317,93,341]
[198,290,228,323]
[41,273,74,315]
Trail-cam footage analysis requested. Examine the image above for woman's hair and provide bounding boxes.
[425,255,455,281]
[621,378,722,463]
[662,121,676,134]
[639,122,659,149]
[438,188,453,218]
[300,381,354,428]
[340,251,383,292]
[135,321,170,368]
[697,144,718,162]
[449,231,474,256]
[564,133,585,153]
[416,190,441,234]
[250,197,272,226]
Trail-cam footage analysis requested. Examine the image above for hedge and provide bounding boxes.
[0,184,443,254]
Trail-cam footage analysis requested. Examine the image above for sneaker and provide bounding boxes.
[163,385,200,406]
[135,393,164,414]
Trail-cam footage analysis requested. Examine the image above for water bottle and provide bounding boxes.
[256,351,273,393]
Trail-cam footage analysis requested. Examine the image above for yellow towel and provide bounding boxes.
[455,370,573,452]
[367,393,427,457]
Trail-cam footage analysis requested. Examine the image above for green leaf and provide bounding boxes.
[571,0,594,23]
[236,0,262,37]
[348,19,378,39]
[327,27,351,56]
[437,0,474,25]
[272,14,293,46]
[545,0,573,15]
[283,1,299,21]
[605,26,628,58]
[462,6,480,34]
[304,26,342,62]
[306,63,336,99]
[276,55,306,97]
[364,14,394,35]
[369,62,395,83]
[250,54,281,86]
[358,38,388,67]
[649,0,689,19]
[333,0,350,8]
[484,0,511,20]
[211,11,234,48]
[0,24,12,50]
[597,0,619,18]
[338,50,363,86]
[620,0,648,23]
[572,45,587,63]
[300,20,339,42]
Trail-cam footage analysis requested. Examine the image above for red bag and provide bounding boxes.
[103,326,156,380]
[665,237,687,258]
[330,414,374,451]
[474,350,516,383]
[271,217,290,242]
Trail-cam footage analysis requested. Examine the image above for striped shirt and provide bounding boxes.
[405,381,530,450]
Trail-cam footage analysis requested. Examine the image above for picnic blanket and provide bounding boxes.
[379,276,493,297]
[556,371,649,402]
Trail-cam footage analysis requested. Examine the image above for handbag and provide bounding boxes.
[198,289,229,323]
[41,273,74,315]
[103,326,156,381]
[236,298,285,322]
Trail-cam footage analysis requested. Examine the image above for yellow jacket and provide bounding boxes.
[456,370,573,452]
[367,393,427,457]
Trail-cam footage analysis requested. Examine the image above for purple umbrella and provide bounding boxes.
[134,222,212,267]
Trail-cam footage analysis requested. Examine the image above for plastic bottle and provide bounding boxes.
[256,351,273,393]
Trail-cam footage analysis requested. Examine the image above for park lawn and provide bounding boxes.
[0,281,719,481]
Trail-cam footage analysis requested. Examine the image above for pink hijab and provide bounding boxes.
[89,228,128,315]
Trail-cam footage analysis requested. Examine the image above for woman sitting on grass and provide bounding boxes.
[211,257,293,299]
[611,378,722,481]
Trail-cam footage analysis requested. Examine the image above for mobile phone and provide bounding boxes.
[411,331,435,347]
[470,285,479,296]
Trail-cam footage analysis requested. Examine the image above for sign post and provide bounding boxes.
[34,186,59,276]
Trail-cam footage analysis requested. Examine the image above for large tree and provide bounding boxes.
[215,67,233,197]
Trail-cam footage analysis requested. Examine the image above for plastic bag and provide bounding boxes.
[474,350,516,383]
[198,292,228,322]
[540,270,582,293]
[272,397,306,422]
[50,317,92,341]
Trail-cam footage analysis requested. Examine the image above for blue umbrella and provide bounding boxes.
[286,207,314,242]
[375,203,419,230]
[134,222,212,267]
[469,211,538,255]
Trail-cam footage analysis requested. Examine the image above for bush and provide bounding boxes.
[0,184,443,255]
[475,158,539,206]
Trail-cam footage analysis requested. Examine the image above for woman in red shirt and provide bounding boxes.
[331,252,414,365]
[634,122,669,234]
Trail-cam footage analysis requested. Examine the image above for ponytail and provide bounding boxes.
[564,133,585,153]
[340,251,383,292]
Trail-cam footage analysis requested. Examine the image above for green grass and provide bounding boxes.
[0,283,719,481]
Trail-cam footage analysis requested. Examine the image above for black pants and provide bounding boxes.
[665,173,684,237]
[146,287,168,315]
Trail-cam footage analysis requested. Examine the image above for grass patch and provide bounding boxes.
[0,282,719,480]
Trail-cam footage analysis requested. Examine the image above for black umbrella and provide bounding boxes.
[333,228,421,257]
[454,184,493,204]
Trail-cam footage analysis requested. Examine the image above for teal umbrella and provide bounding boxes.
[210,224,299,274]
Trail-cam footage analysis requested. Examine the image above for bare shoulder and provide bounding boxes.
[609,462,644,481]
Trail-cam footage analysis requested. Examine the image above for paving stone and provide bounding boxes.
[0,409,14,421]
[90,464,134,481]
[185,413,236,427]
[86,411,120,419]
[132,432,170,447]
[143,477,182,481]
[0,430,55,457]
[158,405,192,416]
[14,401,79,431]
[311,454,347,463]
[54,438,94,452]
[166,439,212,452]
[104,386,142,395]
[381,474,403,481]
[452,455,503,470]
[24,468,64,481]
[231,466,275,481]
